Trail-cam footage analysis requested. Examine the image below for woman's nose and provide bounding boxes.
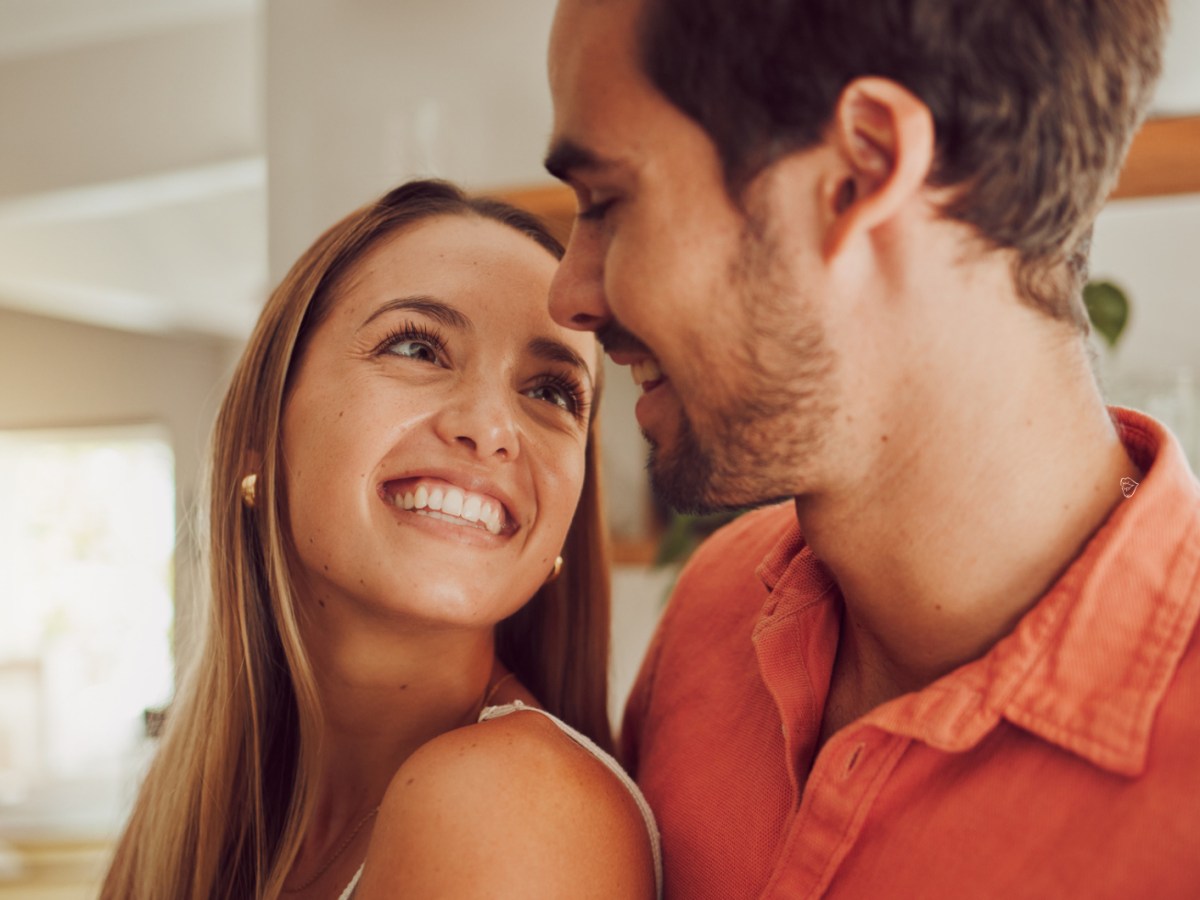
[548,227,611,333]
[433,378,520,461]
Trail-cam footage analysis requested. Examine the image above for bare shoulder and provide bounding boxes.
[355,710,656,899]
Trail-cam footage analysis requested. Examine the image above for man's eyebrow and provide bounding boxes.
[543,138,612,182]
[359,297,472,332]
[528,336,595,391]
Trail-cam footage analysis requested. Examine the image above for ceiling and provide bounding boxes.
[0,0,263,339]
[0,0,1195,341]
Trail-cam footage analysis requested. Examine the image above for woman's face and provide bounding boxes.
[281,214,595,630]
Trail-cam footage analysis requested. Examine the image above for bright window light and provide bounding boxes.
[0,425,174,826]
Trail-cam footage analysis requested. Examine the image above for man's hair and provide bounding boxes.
[637,0,1168,327]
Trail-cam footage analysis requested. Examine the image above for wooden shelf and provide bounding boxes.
[611,536,661,566]
[1110,115,1200,199]
[489,183,576,244]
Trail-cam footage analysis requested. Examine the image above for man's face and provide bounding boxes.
[546,0,838,512]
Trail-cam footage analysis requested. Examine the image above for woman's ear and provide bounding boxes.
[822,77,935,261]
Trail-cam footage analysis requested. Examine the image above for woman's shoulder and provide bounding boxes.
[354,706,657,899]
[401,702,620,803]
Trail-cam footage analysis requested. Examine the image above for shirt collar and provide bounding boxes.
[757,408,1200,777]
[999,408,1200,774]
[868,408,1200,775]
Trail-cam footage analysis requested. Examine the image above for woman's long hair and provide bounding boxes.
[99,180,612,900]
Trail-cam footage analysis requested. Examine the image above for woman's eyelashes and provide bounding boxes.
[373,320,589,420]
[525,374,588,420]
[377,321,447,365]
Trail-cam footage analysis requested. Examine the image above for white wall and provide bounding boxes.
[1090,193,1200,466]
[265,0,557,280]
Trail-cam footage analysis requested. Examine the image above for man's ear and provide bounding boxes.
[822,77,935,261]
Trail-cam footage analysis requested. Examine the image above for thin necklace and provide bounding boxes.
[481,672,515,709]
[283,806,379,893]
[283,671,515,893]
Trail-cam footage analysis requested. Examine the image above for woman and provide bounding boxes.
[100,180,660,899]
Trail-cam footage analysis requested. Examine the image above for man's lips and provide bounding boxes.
[595,322,667,395]
[630,357,666,393]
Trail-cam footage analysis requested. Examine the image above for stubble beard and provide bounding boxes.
[647,213,837,515]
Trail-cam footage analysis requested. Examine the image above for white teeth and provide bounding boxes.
[631,357,663,387]
[481,501,501,534]
[442,488,464,516]
[395,482,508,534]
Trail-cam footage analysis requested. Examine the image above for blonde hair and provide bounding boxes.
[100,180,612,900]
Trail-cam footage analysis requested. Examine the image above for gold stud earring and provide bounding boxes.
[240,473,258,509]
[545,555,564,584]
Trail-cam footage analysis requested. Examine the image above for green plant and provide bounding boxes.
[654,509,745,566]
[1084,279,1131,348]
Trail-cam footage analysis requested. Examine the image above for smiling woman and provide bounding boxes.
[98,180,660,900]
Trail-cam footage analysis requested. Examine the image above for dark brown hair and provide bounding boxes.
[101,179,612,899]
[638,0,1168,327]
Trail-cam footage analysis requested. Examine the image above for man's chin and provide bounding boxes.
[646,427,729,515]
[647,426,795,515]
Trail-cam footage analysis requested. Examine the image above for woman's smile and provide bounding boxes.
[382,475,516,537]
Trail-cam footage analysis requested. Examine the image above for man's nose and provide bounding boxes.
[548,227,610,332]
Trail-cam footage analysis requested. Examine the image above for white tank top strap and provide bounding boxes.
[478,700,663,898]
[337,863,363,900]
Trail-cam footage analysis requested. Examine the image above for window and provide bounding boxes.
[0,425,174,838]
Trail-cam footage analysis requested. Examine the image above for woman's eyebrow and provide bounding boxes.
[359,296,472,332]
[528,336,594,391]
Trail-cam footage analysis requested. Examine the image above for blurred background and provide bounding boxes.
[0,1,1196,895]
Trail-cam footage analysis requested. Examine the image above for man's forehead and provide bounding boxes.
[547,0,647,164]
[549,0,640,90]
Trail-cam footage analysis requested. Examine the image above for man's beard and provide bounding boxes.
[645,213,836,515]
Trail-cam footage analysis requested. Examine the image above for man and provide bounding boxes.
[544,0,1199,897]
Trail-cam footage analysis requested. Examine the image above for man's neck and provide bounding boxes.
[799,338,1137,738]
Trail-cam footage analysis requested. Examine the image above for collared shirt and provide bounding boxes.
[623,408,1200,899]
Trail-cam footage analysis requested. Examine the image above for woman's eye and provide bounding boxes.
[386,337,441,364]
[525,380,581,415]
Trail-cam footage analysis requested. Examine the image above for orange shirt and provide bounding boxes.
[623,408,1200,899]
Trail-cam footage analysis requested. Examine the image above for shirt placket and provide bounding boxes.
[761,726,909,899]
